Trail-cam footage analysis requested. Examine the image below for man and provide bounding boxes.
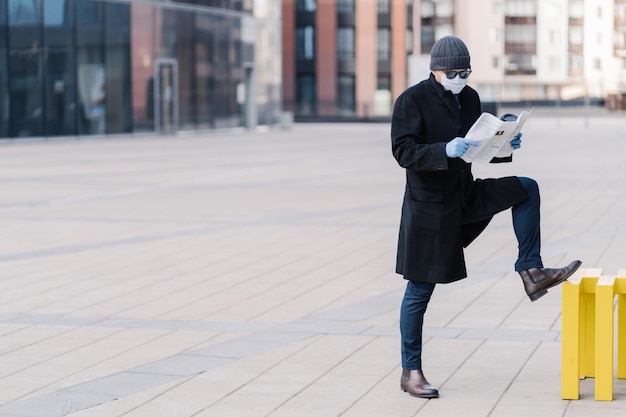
[391,35,581,399]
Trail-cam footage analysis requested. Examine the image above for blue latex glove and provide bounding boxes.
[446,137,479,158]
[510,132,522,150]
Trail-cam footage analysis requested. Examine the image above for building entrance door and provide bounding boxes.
[154,59,178,133]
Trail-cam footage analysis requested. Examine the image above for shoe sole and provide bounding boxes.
[529,260,582,302]
[400,385,439,398]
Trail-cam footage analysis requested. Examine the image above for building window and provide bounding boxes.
[377,0,390,13]
[377,75,391,91]
[8,0,40,25]
[505,0,536,17]
[503,83,523,100]
[594,58,602,70]
[548,55,559,70]
[506,54,535,74]
[406,28,414,54]
[569,55,583,71]
[435,0,454,17]
[337,27,354,60]
[569,27,583,45]
[421,26,435,53]
[477,84,499,101]
[421,0,434,18]
[569,0,584,18]
[505,24,536,44]
[296,25,315,60]
[377,28,390,60]
[8,0,42,49]
[296,75,316,115]
[337,75,355,115]
[8,51,44,137]
[296,0,316,12]
[44,0,72,27]
[337,0,354,13]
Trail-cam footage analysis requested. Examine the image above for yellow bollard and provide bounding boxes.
[561,268,626,401]
[617,270,626,380]
[595,275,615,401]
[561,268,602,400]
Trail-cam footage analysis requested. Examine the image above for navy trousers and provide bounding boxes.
[400,176,542,370]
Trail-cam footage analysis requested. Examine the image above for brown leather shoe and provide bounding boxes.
[400,369,439,398]
[518,260,582,302]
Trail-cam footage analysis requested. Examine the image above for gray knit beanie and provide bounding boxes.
[429,36,471,70]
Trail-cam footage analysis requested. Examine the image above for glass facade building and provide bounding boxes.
[0,0,282,139]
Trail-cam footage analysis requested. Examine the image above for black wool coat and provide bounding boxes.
[391,73,528,284]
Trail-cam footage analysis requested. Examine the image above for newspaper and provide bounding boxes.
[461,108,533,164]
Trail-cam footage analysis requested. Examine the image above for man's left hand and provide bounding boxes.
[511,132,522,150]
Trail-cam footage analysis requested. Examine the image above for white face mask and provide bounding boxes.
[440,75,468,94]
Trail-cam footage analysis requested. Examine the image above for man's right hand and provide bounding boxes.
[445,137,478,158]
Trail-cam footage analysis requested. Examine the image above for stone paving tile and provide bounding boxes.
[1,117,626,416]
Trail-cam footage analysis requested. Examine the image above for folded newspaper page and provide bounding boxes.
[461,108,533,164]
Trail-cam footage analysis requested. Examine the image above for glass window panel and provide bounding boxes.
[44,0,73,48]
[296,0,316,12]
[378,0,390,13]
[503,83,523,100]
[195,14,214,128]
[44,0,71,26]
[434,25,453,40]
[76,0,102,27]
[77,59,106,134]
[421,1,434,17]
[0,49,7,138]
[130,4,155,132]
[569,55,583,71]
[377,28,390,60]
[570,27,583,45]
[76,0,105,135]
[505,53,535,73]
[8,0,39,24]
[569,0,584,18]
[0,0,6,32]
[296,75,315,115]
[337,27,354,60]
[505,0,536,17]
[406,28,413,54]
[421,26,434,53]
[8,51,44,137]
[0,0,7,25]
[8,0,41,48]
[177,11,195,129]
[435,0,454,17]
[505,24,536,43]
[377,75,390,91]
[297,26,315,60]
[337,0,354,13]
[337,75,354,115]
[45,50,76,135]
[105,2,131,133]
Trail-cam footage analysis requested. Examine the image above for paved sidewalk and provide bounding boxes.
[0,114,625,417]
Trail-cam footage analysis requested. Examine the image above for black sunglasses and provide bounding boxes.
[444,69,472,79]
